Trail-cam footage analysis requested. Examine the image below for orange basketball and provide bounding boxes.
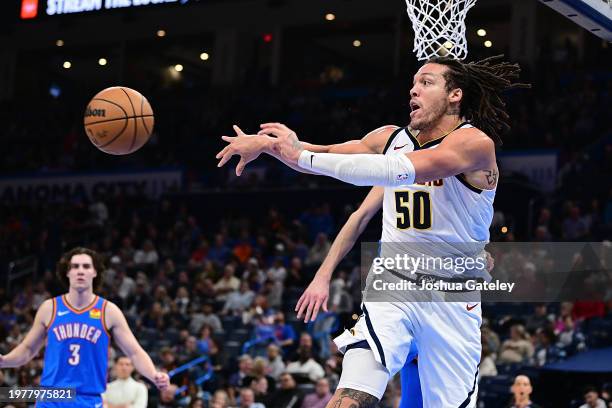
[84,86,154,155]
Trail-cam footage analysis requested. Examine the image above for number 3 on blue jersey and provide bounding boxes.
[68,344,80,365]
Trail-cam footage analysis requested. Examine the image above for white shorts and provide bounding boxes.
[334,301,481,408]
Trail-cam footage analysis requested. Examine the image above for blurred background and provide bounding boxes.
[0,0,611,407]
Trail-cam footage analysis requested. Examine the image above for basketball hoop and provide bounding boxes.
[405,0,477,60]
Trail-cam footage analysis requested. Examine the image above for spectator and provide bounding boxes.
[243,258,266,286]
[499,324,534,364]
[190,302,223,334]
[0,370,9,387]
[222,281,255,316]
[273,312,297,352]
[534,327,565,367]
[296,333,314,356]
[243,295,270,326]
[506,375,542,408]
[116,269,136,301]
[125,282,151,318]
[323,357,340,391]
[102,356,148,408]
[266,257,287,283]
[158,384,180,408]
[563,205,589,240]
[554,302,575,333]
[210,389,231,408]
[301,378,332,408]
[479,339,498,378]
[188,398,205,408]
[196,324,215,354]
[174,286,190,315]
[215,264,241,301]
[244,357,276,391]
[273,373,304,408]
[262,279,283,310]
[305,233,331,267]
[526,304,552,334]
[239,387,265,408]
[248,376,271,406]
[329,270,352,314]
[208,234,231,266]
[189,239,209,269]
[160,347,178,374]
[481,319,501,357]
[285,257,305,289]
[141,301,167,330]
[133,239,159,265]
[265,344,286,380]
[286,347,325,383]
[580,386,607,408]
[178,336,201,365]
[230,355,254,388]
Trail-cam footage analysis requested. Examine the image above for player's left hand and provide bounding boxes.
[216,125,267,176]
[153,371,170,390]
[259,123,304,165]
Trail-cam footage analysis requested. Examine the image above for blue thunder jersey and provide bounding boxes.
[41,295,110,395]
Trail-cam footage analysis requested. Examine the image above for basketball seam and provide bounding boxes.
[97,117,131,149]
[84,115,153,126]
[140,96,150,135]
[119,87,139,153]
[85,96,130,148]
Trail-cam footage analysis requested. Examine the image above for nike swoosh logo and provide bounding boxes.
[95,403,103,408]
[310,154,314,168]
[466,303,478,311]
[58,310,70,316]
[394,144,408,150]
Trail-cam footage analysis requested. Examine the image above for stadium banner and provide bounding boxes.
[360,242,611,302]
[498,150,558,192]
[0,169,182,202]
[21,0,186,19]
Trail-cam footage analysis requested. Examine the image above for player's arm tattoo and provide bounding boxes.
[330,388,379,408]
[289,132,303,151]
[484,169,498,186]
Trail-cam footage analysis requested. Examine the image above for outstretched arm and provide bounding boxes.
[269,126,495,186]
[105,302,169,390]
[296,187,384,322]
[216,124,397,176]
[0,299,51,368]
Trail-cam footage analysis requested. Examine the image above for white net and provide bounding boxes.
[405,0,477,60]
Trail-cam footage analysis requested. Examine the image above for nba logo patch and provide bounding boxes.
[397,173,411,181]
[90,309,101,319]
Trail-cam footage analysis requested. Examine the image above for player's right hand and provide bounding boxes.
[216,125,266,176]
[296,275,330,323]
[153,371,170,390]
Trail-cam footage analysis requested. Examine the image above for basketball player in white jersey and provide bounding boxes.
[217,56,527,407]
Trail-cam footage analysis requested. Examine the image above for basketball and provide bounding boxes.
[84,86,154,155]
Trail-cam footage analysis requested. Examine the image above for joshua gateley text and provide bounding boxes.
[372,279,515,293]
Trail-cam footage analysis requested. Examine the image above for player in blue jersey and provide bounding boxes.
[0,247,170,407]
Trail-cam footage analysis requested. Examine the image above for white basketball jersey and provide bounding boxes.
[380,124,495,244]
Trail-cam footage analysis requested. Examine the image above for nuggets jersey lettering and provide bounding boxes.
[380,124,495,278]
[41,295,110,395]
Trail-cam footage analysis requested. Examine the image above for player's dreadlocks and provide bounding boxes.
[427,55,531,145]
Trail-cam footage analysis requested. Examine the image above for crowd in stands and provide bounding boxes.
[0,187,611,406]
